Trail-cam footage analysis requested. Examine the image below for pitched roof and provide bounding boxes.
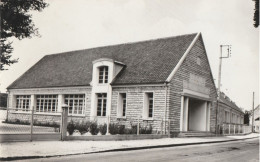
[8,33,197,89]
[219,92,244,113]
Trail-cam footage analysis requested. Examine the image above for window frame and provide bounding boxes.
[96,93,107,117]
[98,66,109,84]
[16,95,31,112]
[117,92,127,118]
[36,95,58,113]
[143,92,154,120]
[64,94,86,115]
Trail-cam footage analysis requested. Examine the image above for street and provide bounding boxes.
[22,138,259,162]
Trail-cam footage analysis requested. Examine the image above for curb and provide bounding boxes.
[1,136,259,161]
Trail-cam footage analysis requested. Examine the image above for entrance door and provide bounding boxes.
[181,96,210,132]
[188,98,207,131]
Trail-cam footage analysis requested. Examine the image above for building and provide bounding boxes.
[218,92,244,127]
[252,105,259,132]
[0,93,8,108]
[7,33,218,135]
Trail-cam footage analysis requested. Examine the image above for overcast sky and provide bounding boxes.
[0,0,259,110]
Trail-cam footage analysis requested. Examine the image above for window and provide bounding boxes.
[143,92,154,119]
[97,93,107,116]
[65,94,85,115]
[36,95,58,113]
[98,66,108,83]
[118,93,127,117]
[16,95,31,111]
[196,56,201,65]
[224,111,230,123]
[224,111,228,123]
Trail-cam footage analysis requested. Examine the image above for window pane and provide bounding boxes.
[147,93,153,118]
[35,95,58,113]
[16,95,31,111]
[97,99,102,116]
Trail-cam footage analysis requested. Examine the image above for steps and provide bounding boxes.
[178,131,216,137]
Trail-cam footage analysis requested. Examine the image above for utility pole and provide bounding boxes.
[216,45,231,134]
[252,92,255,132]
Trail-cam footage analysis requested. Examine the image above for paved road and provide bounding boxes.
[24,138,259,162]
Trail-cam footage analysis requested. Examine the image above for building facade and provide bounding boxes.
[7,33,218,135]
[218,92,244,127]
[252,105,259,132]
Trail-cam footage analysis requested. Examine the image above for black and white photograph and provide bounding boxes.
[0,0,259,161]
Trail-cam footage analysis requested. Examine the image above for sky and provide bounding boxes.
[0,0,259,111]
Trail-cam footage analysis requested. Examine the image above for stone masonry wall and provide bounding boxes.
[168,36,218,133]
[218,103,244,125]
[7,87,91,124]
[110,86,169,133]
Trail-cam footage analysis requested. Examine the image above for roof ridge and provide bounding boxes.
[45,33,198,57]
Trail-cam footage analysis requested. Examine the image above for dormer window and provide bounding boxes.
[98,66,108,83]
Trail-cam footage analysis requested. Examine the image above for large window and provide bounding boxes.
[36,95,58,113]
[16,95,31,111]
[118,93,127,117]
[98,66,108,83]
[65,94,85,115]
[143,92,154,118]
[97,93,107,116]
[224,111,230,123]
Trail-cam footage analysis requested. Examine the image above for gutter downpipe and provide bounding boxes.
[164,82,169,134]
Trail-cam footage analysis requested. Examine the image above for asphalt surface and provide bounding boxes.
[20,138,259,162]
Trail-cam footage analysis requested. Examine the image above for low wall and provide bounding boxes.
[0,133,61,142]
[66,134,169,141]
[7,112,85,124]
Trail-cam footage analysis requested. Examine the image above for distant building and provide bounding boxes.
[7,33,218,135]
[0,93,7,108]
[251,105,260,132]
[218,92,244,126]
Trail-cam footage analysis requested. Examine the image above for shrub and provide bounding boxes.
[109,123,119,135]
[67,121,76,135]
[124,124,137,134]
[89,122,99,135]
[118,125,125,134]
[99,124,107,135]
[77,121,90,135]
[140,124,152,134]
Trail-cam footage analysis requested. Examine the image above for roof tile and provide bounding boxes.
[8,33,197,89]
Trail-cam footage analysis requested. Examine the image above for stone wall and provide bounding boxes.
[168,36,218,133]
[218,102,244,125]
[7,87,91,124]
[110,86,169,133]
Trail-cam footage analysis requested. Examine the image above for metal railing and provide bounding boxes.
[65,114,171,137]
[1,107,62,141]
[221,123,252,135]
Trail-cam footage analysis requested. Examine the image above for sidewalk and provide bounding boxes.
[0,133,259,160]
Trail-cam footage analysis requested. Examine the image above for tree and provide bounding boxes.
[244,111,251,125]
[0,0,48,70]
[253,0,259,28]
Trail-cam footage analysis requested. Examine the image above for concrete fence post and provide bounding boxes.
[168,119,171,138]
[222,124,225,135]
[229,124,230,134]
[30,107,34,142]
[106,115,110,135]
[6,108,9,122]
[61,104,69,141]
[243,125,245,134]
[161,119,163,135]
[137,116,140,135]
[234,125,235,134]
[238,125,240,134]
